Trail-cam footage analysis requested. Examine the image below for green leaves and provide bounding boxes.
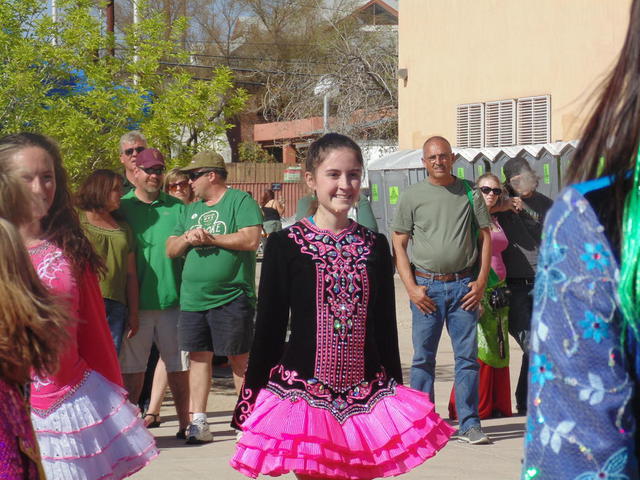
[0,0,246,184]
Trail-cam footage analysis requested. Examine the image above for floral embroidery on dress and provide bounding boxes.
[580,243,611,271]
[288,219,373,393]
[266,364,395,423]
[522,186,637,480]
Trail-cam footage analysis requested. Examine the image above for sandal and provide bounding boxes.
[143,413,162,428]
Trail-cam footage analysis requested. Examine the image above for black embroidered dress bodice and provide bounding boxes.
[232,219,402,428]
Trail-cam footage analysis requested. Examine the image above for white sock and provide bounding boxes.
[192,412,207,423]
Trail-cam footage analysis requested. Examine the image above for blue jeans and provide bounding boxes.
[104,298,127,354]
[410,274,480,432]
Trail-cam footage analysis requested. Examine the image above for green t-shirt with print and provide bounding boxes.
[173,188,263,311]
[119,190,184,310]
[391,177,490,274]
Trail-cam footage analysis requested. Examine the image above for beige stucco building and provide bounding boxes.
[398,0,631,149]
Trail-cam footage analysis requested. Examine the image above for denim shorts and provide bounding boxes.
[178,294,255,355]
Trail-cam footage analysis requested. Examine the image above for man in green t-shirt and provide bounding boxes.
[391,136,492,445]
[118,147,190,438]
[167,151,262,444]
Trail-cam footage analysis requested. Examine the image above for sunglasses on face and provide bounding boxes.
[479,186,502,195]
[139,166,165,176]
[187,170,213,181]
[168,180,189,192]
[124,146,145,156]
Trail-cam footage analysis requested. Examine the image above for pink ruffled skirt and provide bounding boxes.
[231,384,454,479]
[31,370,159,480]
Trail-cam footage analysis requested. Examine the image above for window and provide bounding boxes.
[456,103,484,148]
[456,95,550,147]
[485,99,515,147]
[517,95,551,145]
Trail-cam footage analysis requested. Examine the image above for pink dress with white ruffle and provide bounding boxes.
[29,241,158,480]
[231,220,453,479]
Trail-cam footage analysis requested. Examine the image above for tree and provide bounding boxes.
[136,0,398,142]
[0,0,248,182]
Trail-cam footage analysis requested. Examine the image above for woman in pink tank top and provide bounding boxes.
[449,173,513,419]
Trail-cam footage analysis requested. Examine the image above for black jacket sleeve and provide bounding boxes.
[372,234,403,385]
[231,231,290,429]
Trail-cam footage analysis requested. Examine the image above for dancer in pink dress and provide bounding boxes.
[0,168,68,480]
[231,133,453,480]
[0,132,158,480]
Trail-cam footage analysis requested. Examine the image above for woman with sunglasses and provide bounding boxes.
[449,173,513,420]
[164,168,195,204]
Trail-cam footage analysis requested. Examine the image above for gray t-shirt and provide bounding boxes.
[391,178,490,273]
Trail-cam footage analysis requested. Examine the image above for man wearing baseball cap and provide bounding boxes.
[167,150,262,444]
[119,147,191,438]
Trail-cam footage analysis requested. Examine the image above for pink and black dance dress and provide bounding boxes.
[231,219,453,479]
[29,240,158,479]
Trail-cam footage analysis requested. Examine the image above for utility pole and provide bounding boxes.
[133,0,139,85]
[106,0,115,56]
[51,0,57,45]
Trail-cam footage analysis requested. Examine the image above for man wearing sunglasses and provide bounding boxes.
[119,130,147,193]
[167,150,262,445]
[119,147,191,439]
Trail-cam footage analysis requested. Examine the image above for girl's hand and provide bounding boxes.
[126,313,139,339]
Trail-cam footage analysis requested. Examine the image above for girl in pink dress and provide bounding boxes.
[0,169,68,480]
[0,132,158,480]
[231,133,453,480]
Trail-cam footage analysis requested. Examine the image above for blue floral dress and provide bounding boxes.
[522,179,639,480]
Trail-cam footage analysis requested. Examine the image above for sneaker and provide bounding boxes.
[176,428,186,440]
[185,420,213,444]
[455,426,491,444]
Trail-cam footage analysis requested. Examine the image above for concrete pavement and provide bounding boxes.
[132,273,525,480]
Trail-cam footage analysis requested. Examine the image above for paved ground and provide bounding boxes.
[132,273,526,480]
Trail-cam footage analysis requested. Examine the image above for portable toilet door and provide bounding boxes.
[380,168,410,239]
[559,148,576,189]
[534,150,560,199]
[474,156,491,183]
[368,170,386,235]
[408,167,427,186]
[452,155,475,183]
[490,152,513,186]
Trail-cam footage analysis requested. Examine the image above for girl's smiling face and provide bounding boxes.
[305,147,362,218]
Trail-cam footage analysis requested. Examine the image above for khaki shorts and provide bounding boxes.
[119,308,189,374]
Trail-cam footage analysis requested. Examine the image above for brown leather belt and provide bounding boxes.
[414,267,473,282]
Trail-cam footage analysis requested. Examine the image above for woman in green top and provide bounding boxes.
[76,170,139,354]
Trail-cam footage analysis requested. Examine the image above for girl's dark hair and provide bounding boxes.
[76,169,123,212]
[260,189,275,207]
[305,133,364,175]
[566,0,640,224]
[0,133,104,274]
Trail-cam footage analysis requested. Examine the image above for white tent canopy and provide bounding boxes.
[368,140,579,171]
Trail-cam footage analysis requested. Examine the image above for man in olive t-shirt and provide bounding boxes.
[167,151,262,444]
[391,136,492,445]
